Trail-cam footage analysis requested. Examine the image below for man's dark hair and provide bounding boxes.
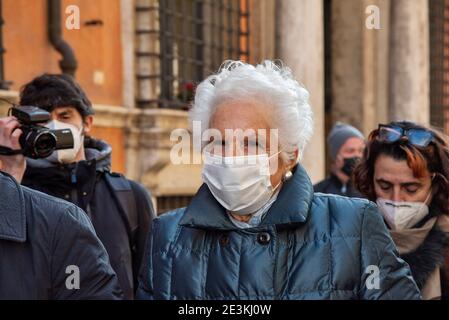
[19,73,94,118]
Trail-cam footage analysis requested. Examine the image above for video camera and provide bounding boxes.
[9,106,74,159]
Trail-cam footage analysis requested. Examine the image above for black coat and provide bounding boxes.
[314,174,362,198]
[21,138,155,299]
[0,172,123,299]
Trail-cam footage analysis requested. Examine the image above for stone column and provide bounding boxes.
[389,0,430,124]
[362,0,390,132]
[330,0,390,137]
[249,0,276,63]
[120,0,136,110]
[330,0,364,129]
[276,0,325,183]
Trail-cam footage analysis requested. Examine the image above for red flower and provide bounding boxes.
[183,82,195,91]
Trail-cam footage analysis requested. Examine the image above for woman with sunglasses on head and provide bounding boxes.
[354,121,449,299]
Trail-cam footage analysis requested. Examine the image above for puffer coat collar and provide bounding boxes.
[180,163,314,230]
[26,137,112,172]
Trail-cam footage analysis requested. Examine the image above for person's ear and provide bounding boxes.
[334,153,344,168]
[287,149,299,171]
[431,173,440,195]
[82,115,94,134]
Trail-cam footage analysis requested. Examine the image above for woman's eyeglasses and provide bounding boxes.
[377,124,434,147]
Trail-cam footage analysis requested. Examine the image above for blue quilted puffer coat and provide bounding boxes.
[137,165,420,300]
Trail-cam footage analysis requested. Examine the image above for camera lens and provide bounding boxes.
[33,132,57,158]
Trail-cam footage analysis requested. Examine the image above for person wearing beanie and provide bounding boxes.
[314,122,366,197]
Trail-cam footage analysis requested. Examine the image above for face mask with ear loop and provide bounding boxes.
[202,150,286,215]
[376,175,435,231]
[341,156,362,177]
[44,120,84,164]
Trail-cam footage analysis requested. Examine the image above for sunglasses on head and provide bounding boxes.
[377,124,434,147]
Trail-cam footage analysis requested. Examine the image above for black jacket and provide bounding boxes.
[0,172,123,299]
[314,174,362,198]
[21,138,155,299]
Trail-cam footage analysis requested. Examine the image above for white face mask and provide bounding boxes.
[202,152,282,215]
[45,120,83,164]
[376,195,431,231]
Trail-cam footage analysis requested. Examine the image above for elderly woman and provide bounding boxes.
[137,60,419,300]
[354,121,449,299]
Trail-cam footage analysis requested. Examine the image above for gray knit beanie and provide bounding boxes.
[327,122,364,160]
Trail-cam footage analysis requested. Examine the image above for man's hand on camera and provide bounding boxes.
[0,116,25,183]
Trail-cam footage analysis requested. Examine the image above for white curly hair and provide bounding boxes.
[189,60,314,162]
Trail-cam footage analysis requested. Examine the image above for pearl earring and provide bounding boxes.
[283,170,293,182]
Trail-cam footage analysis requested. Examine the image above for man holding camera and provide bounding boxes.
[0,117,123,299]
[7,73,155,299]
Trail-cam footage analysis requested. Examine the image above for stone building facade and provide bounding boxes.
[0,0,446,213]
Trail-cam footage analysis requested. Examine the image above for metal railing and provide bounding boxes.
[135,0,250,109]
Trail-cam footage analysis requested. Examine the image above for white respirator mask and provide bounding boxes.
[202,151,282,215]
[45,120,83,164]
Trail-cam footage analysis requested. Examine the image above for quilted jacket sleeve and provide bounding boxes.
[50,204,124,300]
